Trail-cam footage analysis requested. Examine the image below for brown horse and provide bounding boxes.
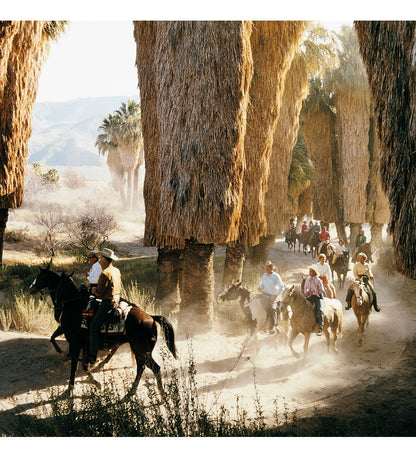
[350,278,372,346]
[280,284,343,358]
[30,269,177,394]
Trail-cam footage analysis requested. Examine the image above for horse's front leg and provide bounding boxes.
[92,343,121,372]
[288,329,300,359]
[323,327,331,352]
[303,332,311,356]
[50,326,64,354]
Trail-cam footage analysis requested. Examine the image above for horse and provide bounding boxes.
[285,228,298,251]
[352,242,373,263]
[218,282,291,344]
[30,269,177,394]
[310,231,321,259]
[280,284,343,358]
[318,241,334,265]
[297,230,311,255]
[350,276,372,346]
[29,266,68,354]
[331,251,350,290]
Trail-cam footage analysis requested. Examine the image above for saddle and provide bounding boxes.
[81,298,132,334]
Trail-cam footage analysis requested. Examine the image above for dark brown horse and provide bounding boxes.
[285,228,298,251]
[30,268,177,394]
[352,242,373,263]
[332,251,350,290]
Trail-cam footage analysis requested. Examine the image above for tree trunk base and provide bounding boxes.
[0,208,9,266]
[155,247,183,316]
[222,242,245,289]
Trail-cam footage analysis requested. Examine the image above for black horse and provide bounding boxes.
[29,266,66,354]
[318,241,334,264]
[332,251,350,290]
[310,231,321,258]
[285,228,298,251]
[30,268,177,394]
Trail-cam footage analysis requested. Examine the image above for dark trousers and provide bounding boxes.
[306,294,324,326]
[89,299,112,361]
[262,293,278,330]
[346,281,377,307]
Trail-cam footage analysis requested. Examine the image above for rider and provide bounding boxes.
[304,265,324,336]
[288,218,295,230]
[86,248,122,367]
[315,253,336,299]
[312,221,321,233]
[317,226,331,254]
[345,252,380,312]
[85,250,102,293]
[332,239,348,265]
[258,260,284,334]
[301,220,308,234]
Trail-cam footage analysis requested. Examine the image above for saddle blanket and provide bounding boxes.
[81,300,132,334]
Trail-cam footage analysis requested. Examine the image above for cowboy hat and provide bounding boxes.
[99,248,119,261]
[308,265,320,275]
[264,260,274,268]
[358,252,367,260]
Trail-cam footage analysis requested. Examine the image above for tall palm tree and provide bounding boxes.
[0,20,67,265]
[95,100,144,208]
[355,21,416,278]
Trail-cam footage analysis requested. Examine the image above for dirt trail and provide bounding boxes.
[1,235,416,434]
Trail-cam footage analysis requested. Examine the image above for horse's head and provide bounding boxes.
[351,280,364,306]
[280,284,296,311]
[29,266,60,295]
[218,282,244,302]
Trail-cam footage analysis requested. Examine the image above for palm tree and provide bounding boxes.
[355,21,416,278]
[95,100,144,209]
[0,21,67,265]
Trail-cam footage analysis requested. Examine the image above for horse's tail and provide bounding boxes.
[152,315,177,359]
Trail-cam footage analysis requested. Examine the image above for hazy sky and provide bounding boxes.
[36,21,138,102]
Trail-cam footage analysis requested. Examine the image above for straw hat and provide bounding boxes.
[358,252,367,260]
[264,260,274,268]
[308,265,320,275]
[99,248,119,261]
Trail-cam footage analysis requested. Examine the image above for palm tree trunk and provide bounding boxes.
[0,208,9,265]
[335,222,348,245]
[371,223,384,249]
[133,165,139,207]
[349,223,361,250]
[249,235,276,268]
[179,239,215,333]
[127,171,133,209]
[223,242,245,289]
[155,247,183,316]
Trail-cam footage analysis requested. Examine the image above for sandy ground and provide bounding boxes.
[1,228,416,439]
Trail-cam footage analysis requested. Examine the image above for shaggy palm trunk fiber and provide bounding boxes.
[223,242,245,289]
[335,89,370,245]
[239,21,306,249]
[302,109,338,223]
[355,21,416,277]
[0,208,9,265]
[265,53,309,238]
[248,235,276,268]
[349,223,362,251]
[154,247,183,315]
[179,240,215,333]
[134,21,253,325]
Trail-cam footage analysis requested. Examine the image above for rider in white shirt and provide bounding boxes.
[85,251,102,292]
[315,254,336,298]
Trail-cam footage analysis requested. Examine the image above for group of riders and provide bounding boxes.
[260,220,380,337]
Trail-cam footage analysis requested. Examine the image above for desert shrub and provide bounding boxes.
[64,201,118,259]
[4,228,28,243]
[9,345,278,437]
[119,258,157,295]
[1,292,55,335]
[122,281,155,313]
[63,168,86,189]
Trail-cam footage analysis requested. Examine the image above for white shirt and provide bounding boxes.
[333,244,348,255]
[315,261,332,281]
[259,271,284,296]
[87,261,102,284]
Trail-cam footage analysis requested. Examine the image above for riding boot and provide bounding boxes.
[370,287,380,312]
[345,288,353,310]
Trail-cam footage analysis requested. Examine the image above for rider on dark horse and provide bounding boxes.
[86,248,122,368]
[345,252,380,312]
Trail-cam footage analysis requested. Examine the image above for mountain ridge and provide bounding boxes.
[29,95,140,167]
